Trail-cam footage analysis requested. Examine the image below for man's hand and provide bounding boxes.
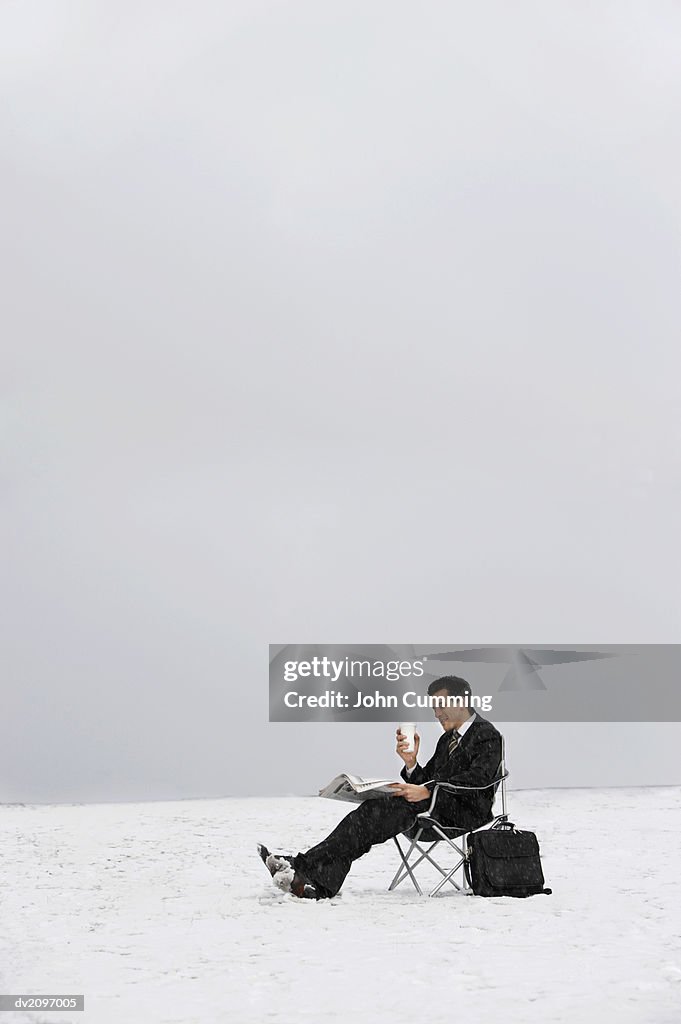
[389,783,431,803]
[395,728,420,770]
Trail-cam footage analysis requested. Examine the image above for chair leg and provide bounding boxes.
[425,827,468,897]
[390,834,470,898]
[391,841,441,888]
[460,833,471,893]
[388,833,424,895]
[388,838,411,891]
[411,842,454,882]
[428,852,465,896]
[388,835,416,890]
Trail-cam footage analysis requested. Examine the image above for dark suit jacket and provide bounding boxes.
[400,715,503,829]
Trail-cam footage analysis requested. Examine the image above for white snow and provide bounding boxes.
[2,787,681,1024]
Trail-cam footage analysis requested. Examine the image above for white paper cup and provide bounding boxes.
[399,722,417,753]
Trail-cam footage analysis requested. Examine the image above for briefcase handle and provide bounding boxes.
[491,819,522,832]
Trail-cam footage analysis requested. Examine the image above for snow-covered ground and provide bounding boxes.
[2,787,681,1024]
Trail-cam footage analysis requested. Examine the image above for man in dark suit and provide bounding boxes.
[261,675,504,899]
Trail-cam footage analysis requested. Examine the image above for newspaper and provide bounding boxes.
[319,773,400,804]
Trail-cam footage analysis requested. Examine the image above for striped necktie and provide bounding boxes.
[448,729,461,757]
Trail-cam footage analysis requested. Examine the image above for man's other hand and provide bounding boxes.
[395,728,420,769]
[388,783,430,803]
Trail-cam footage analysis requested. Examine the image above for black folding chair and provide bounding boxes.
[388,740,509,897]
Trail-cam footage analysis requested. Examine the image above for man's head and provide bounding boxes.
[427,675,473,730]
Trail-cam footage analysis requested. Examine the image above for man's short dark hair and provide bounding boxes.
[427,675,472,700]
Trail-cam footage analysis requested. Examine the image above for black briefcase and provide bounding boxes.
[465,822,552,897]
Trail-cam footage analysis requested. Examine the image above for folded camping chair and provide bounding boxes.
[388,739,509,897]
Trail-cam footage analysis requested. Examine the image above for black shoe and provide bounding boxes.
[257,843,270,866]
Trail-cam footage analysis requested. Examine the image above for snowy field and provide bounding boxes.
[3,787,681,1024]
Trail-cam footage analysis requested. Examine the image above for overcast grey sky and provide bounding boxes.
[2,2,680,803]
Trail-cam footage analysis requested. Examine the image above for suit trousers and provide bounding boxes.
[293,795,431,899]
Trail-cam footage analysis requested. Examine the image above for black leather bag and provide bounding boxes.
[465,822,552,897]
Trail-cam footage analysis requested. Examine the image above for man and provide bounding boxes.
[259,675,503,899]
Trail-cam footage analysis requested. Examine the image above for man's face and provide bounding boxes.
[431,688,459,730]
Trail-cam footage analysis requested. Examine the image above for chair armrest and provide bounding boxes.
[420,771,509,817]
